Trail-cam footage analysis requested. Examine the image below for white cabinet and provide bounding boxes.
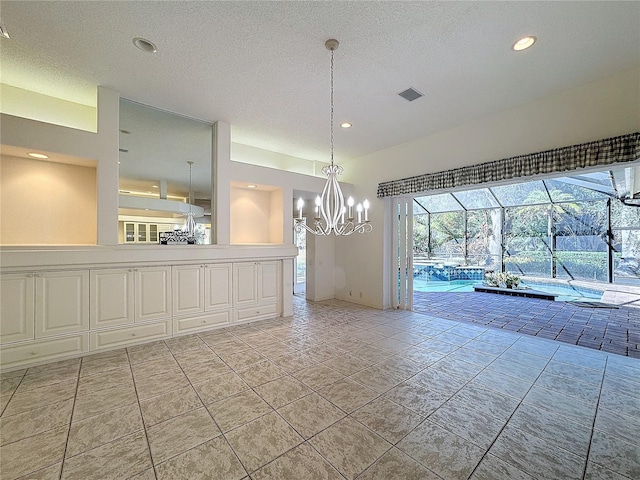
[90,269,135,328]
[90,267,170,328]
[172,263,232,334]
[233,263,258,307]
[205,263,232,311]
[172,265,205,316]
[0,273,35,344]
[135,267,171,322]
[35,271,89,338]
[1,271,90,344]
[233,261,279,322]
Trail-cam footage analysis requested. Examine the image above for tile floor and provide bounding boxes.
[1,297,639,480]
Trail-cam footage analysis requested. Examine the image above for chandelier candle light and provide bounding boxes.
[294,39,372,236]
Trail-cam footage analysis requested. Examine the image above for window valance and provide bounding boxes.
[377,132,640,198]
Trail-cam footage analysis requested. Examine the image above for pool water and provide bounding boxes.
[412,278,603,302]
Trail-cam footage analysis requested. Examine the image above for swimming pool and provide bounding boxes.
[412,278,603,302]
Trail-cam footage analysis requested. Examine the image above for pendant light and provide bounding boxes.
[294,39,372,236]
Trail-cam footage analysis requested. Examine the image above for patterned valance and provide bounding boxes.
[377,132,640,198]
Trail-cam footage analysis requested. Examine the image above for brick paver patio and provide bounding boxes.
[414,291,640,358]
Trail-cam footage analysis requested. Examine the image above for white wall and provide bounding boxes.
[338,67,640,309]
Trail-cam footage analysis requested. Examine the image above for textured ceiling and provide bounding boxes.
[1,1,639,164]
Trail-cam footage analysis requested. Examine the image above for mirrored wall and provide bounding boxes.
[118,99,214,244]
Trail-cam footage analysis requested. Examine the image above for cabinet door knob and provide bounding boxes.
[30,351,37,356]
[202,320,206,324]
[131,333,136,337]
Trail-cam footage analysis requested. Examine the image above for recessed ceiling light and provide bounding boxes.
[247,184,257,189]
[28,152,48,159]
[512,36,537,51]
[341,122,352,128]
[152,185,158,188]
[133,37,157,53]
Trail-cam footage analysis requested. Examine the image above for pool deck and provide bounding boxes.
[413,291,640,358]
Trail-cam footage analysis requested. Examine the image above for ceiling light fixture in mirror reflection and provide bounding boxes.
[118,98,213,244]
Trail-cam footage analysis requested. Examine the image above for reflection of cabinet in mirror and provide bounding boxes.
[121,222,175,244]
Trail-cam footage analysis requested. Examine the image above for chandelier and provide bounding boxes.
[294,39,372,236]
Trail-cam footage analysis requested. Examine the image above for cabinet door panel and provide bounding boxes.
[0,274,35,344]
[135,267,171,322]
[258,262,278,304]
[205,264,232,311]
[90,269,134,328]
[35,271,89,338]
[233,263,258,307]
[172,265,205,316]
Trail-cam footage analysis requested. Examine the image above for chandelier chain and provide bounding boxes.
[330,49,334,166]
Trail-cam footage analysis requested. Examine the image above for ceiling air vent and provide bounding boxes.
[398,87,423,102]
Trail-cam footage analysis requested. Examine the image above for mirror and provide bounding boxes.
[118,99,213,244]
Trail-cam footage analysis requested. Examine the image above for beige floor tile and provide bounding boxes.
[349,366,406,394]
[28,358,81,374]
[301,343,345,363]
[321,354,371,376]
[470,453,535,480]
[208,338,252,356]
[0,369,26,382]
[319,378,378,413]
[15,462,62,480]
[18,366,79,391]
[0,394,11,415]
[60,430,152,480]
[451,383,520,423]
[130,355,182,379]
[588,429,640,479]
[309,417,391,480]
[251,442,344,480]
[293,364,345,390]
[237,360,286,387]
[140,385,203,427]
[277,392,345,439]
[0,377,22,396]
[0,398,73,446]
[165,334,206,353]
[352,396,424,444]
[3,379,77,417]
[193,372,249,404]
[398,420,485,480]
[155,436,247,480]
[0,426,67,480]
[429,400,505,450]
[349,345,395,364]
[72,382,138,421]
[270,351,317,373]
[254,375,312,409]
[127,343,172,365]
[220,349,267,370]
[66,403,144,457]
[173,345,219,367]
[134,369,190,400]
[181,357,232,383]
[127,468,157,480]
[147,407,221,464]
[583,461,630,480]
[206,389,272,432]
[488,424,586,480]
[76,366,133,396]
[225,411,303,473]
[79,355,130,377]
[508,403,592,456]
[357,447,440,480]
